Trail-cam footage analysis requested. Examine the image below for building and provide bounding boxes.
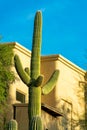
[3,42,87,129]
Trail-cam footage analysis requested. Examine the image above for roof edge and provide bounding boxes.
[1,42,31,57]
[41,54,85,75]
[1,42,85,75]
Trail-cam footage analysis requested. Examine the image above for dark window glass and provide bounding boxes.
[16,91,25,103]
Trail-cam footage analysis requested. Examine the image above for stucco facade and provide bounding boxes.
[41,54,86,129]
[6,42,86,129]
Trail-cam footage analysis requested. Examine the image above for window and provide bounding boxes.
[16,91,25,103]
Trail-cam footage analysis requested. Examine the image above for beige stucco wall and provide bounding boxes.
[41,54,86,129]
[7,42,86,129]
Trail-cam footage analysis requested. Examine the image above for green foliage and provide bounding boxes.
[0,44,15,129]
[0,44,15,103]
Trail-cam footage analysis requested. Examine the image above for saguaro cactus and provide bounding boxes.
[14,11,59,130]
[6,119,18,130]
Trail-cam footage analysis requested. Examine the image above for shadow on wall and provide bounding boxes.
[41,110,60,130]
[41,57,58,107]
[55,72,86,130]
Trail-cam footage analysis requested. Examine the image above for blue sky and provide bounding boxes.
[0,0,87,70]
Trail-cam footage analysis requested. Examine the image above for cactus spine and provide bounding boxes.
[6,119,18,130]
[14,11,59,130]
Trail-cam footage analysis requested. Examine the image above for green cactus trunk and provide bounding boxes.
[30,116,43,130]
[29,87,41,125]
[29,11,42,128]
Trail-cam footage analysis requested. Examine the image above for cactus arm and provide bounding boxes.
[35,75,44,87]
[25,67,30,75]
[42,70,59,95]
[29,75,44,87]
[14,54,31,85]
